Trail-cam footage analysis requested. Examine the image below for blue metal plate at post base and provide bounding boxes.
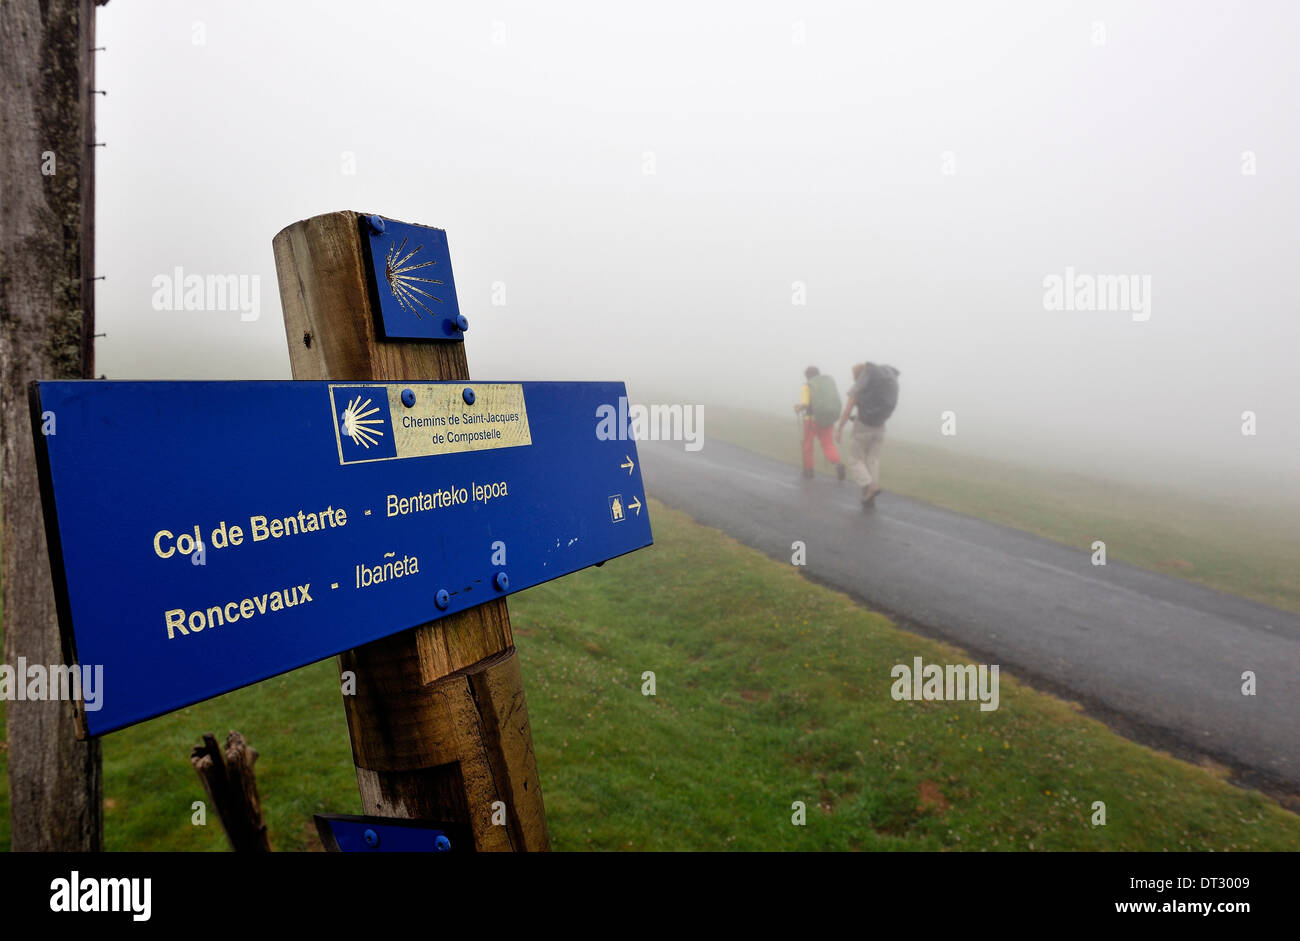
[360,215,466,341]
[314,814,472,852]
[30,380,653,736]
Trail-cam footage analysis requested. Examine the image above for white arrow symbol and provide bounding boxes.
[621,455,635,475]
[628,496,642,516]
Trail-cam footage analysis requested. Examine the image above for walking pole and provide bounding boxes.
[796,409,807,474]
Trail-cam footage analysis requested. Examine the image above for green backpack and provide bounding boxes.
[807,374,842,426]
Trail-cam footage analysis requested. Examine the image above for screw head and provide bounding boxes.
[435,589,450,610]
[401,388,415,408]
[455,314,470,331]
[462,387,475,405]
[363,828,379,848]
[435,834,451,852]
[365,214,385,235]
[494,571,509,592]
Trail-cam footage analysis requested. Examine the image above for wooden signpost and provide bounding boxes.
[273,211,545,851]
[30,211,653,852]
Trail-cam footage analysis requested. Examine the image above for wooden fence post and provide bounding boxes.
[271,211,549,852]
[0,0,102,851]
[190,731,272,852]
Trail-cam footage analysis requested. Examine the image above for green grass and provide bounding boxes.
[703,404,1300,614]
[3,500,1297,850]
[98,662,357,851]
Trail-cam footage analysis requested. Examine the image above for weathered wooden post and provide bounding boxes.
[1,0,103,852]
[271,211,542,850]
[189,731,272,852]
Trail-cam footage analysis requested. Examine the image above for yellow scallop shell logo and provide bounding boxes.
[340,394,386,449]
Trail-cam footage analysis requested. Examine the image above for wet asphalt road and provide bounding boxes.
[640,438,1300,794]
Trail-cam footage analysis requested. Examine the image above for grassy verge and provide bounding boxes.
[3,499,1296,850]
[702,404,1300,614]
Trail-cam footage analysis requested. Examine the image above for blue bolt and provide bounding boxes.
[435,834,451,852]
[494,571,509,592]
[462,387,475,405]
[435,589,450,610]
[365,214,385,235]
[401,388,415,408]
[363,828,379,848]
[455,314,470,331]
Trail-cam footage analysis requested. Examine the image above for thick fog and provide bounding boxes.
[95,1,1299,492]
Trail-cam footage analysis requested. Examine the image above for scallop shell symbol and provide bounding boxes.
[385,237,444,320]
[340,394,385,448]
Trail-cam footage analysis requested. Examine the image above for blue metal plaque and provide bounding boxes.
[361,215,466,341]
[314,814,469,853]
[30,380,652,735]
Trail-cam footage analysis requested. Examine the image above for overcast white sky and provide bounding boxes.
[95,1,1299,489]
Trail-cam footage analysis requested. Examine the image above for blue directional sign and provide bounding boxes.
[30,380,652,736]
[360,216,466,341]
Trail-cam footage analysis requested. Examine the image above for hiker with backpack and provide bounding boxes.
[794,366,847,482]
[836,361,900,510]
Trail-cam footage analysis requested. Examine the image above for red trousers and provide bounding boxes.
[802,420,841,469]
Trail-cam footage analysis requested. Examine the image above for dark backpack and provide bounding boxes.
[807,374,842,426]
[855,365,899,426]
